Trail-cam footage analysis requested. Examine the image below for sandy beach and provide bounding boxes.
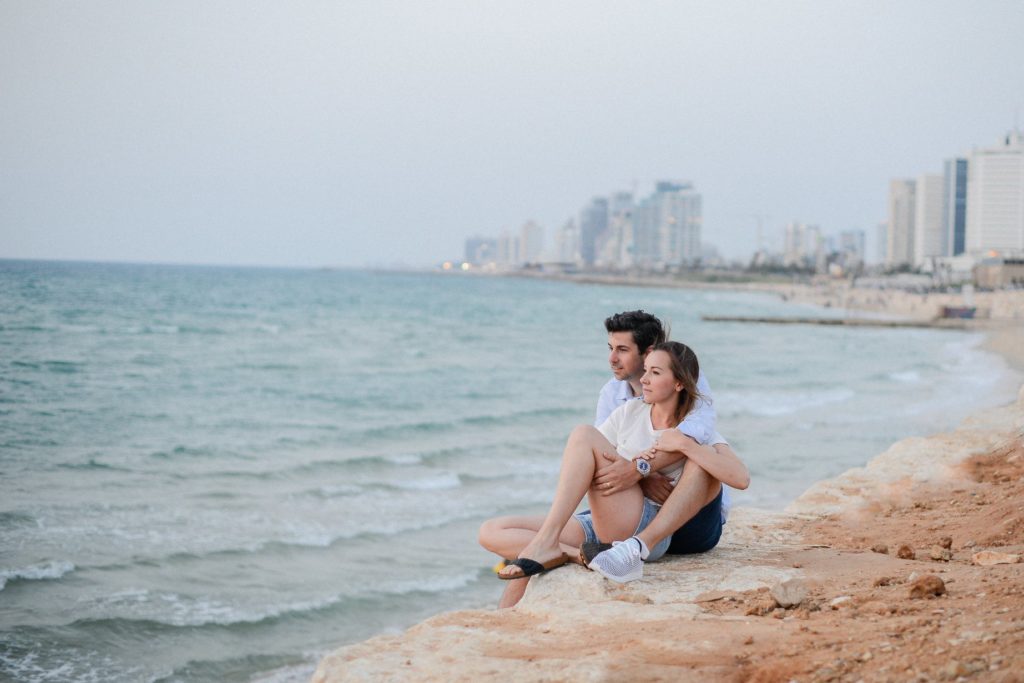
[313,317,1024,682]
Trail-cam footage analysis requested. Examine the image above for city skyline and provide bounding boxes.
[3,1,1023,269]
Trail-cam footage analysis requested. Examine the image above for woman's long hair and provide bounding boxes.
[651,341,704,425]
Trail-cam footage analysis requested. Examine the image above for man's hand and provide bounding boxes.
[639,472,674,504]
[593,452,640,496]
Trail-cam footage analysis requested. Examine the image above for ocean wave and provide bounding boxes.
[0,560,75,591]
[385,472,462,491]
[55,458,131,472]
[888,370,921,383]
[721,387,856,417]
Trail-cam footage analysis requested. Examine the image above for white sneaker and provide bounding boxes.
[590,538,643,583]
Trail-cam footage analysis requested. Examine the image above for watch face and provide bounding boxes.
[636,459,651,476]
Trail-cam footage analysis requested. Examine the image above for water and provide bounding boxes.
[0,260,1019,682]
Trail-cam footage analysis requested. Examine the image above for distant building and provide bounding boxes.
[632,181,702,268]
[966,130,1024,255]
[464,236,497,265]
[913,173,945,266]
[496,230,519,265]
[942,158,968,256]
[519,220,544,263]
[783,221,822,270]
[555,219,580,263]
[875,221,888,264]
[887,179,916,266]
[839,229,866,269]
[579,197,609,266]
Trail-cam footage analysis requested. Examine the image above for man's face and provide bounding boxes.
[608,331,644,382]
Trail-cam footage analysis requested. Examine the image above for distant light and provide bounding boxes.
[442,261,453,270]
[461,262,470,271]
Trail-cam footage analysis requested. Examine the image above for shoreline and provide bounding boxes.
[310,284,1024,682]
[314,382,1024,681]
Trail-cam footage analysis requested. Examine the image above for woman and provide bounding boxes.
[478,341,744,607]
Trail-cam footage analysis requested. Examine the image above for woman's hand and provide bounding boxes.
[654,429,696,454]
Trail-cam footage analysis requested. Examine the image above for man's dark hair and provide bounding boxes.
[604,310,666,354]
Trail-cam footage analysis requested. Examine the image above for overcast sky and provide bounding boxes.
[2,1,1022,268]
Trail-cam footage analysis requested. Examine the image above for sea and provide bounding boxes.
[1,260,1020,682]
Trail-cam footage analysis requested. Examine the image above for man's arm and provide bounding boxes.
[654,430,750,490]
[676,371,715,444]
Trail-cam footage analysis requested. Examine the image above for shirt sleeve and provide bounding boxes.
[597,403,624,446]
[594,380,618,427]
[676,370,715,444]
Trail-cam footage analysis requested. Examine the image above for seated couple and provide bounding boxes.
[478,310,750,608]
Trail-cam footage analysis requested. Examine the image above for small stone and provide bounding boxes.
[939,536,953,549]
[963,539,976,548]
[896,544,916,559]
[909,575,946,599]
[873,576,895,586]
[971,551,1021,566]
[743,635,754,645]
[745,595,777,616]
[860,600,892,615]
[940,660,968,679]
[908,571,920,583]
[829,595,854,609]
[871,543,889,554]
[929,545,953,562]
[770,578,808,608]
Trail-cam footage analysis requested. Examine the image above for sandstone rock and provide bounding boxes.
[938,536,953,549]
[770,578,808,608]
[929,545,952,562]
[896,544,915,559]
[871,543,888,554]
[908,574,946,599]
[745,594,778,616]
[873,576,895,586]
[971,550,1021,566]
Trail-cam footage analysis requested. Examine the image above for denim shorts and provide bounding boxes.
[573,497,672,561]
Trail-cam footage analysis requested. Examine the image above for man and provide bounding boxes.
[586,310,748,582]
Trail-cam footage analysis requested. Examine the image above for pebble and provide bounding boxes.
[871,543,888,554]
[909,575,946,599]
[770,578,808,608]
[971,550,1021,566]
[829,595,854,609]
[938,536,953,549]
[929,545,953,562]
[896,544,916,559]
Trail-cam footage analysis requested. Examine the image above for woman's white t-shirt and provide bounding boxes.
[597,400,685,484]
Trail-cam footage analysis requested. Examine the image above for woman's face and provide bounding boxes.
[640,350,681,404]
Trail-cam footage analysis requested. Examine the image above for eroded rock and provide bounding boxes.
[770,578,808,608]
[908,574,946,599]
[971,550,1021,566]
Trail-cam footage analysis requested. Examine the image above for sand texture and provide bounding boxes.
[314,385,1024,682]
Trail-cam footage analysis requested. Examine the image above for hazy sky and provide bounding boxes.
[2,1,1023,268]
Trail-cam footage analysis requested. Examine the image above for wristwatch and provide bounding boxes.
[635,459,651,478]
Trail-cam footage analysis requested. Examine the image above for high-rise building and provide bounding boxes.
[876,222,888,264]
[579,197,609,266]
[913,173,945,266]
[464,236,497,265]
[942,158,968,256]
[555,219,579,263]
[496,230,519,265]
[887,179,916,266]
[965,130,1024,255]
[839,229,866,268]
[783,221,822,270]
[519,220,544,263]
[632,181,702,268]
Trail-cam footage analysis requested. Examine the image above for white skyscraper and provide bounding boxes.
[913,173,945,265]
[887,179,916,266]
[965,130,1024,255]
[632,182,702,267]
[519,220,544,263]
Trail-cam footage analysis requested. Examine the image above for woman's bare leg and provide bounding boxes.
[497,425,644,579]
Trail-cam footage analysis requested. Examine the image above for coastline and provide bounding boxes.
[313,337,1024,681]
[314,382,1024,682]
